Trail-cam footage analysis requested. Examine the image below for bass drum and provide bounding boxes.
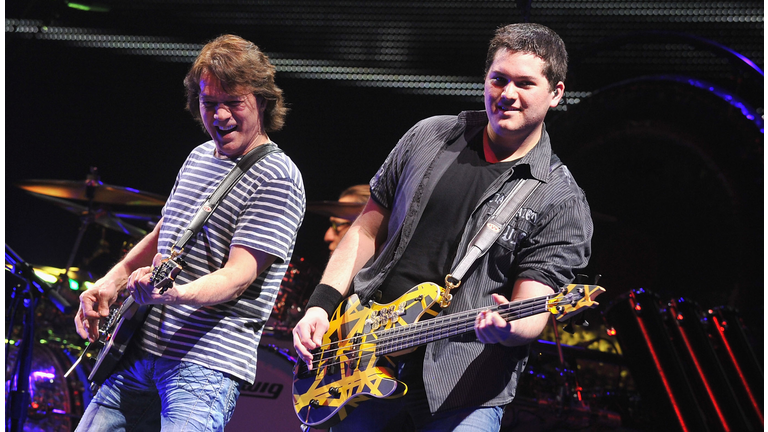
[5,343,93,432]
[227,335,303,432]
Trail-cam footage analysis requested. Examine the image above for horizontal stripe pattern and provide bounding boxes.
[138,141,305,383]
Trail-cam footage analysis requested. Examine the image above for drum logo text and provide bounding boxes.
[240,381,283,399]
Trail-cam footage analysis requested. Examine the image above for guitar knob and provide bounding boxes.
[328,387,341,398]
[309,399,320,408]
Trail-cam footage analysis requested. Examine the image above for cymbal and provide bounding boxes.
[28,192,150,238]
[16,179,167,206]
[306,201,365,221]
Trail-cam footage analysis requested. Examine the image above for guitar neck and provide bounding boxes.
[375,294,554,356]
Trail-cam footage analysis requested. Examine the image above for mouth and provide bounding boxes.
[216,124,237,136]
[496,103,518,113]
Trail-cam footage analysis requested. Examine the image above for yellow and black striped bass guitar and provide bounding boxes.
[292,282,605,428]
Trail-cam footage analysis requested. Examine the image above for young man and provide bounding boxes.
[293,23,592,431]
[74,34,305,431]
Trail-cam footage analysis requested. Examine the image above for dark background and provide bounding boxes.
[5,2,764,337]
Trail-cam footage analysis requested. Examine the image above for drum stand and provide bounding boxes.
[5,246,51,432]
[53,170,101,313]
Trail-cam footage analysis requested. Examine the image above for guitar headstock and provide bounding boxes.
[150,257,185,294]
[548,284,605,322]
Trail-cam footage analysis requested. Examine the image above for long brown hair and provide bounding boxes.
[184,34,288,132]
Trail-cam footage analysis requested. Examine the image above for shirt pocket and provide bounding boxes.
[493,216,536,254]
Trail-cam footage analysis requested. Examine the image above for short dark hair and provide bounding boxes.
[184,34,288,132]
[484,23,568,91]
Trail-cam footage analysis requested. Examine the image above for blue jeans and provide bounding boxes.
[330,394,504,432]
[76,346,241,432]
[330,349,503,432]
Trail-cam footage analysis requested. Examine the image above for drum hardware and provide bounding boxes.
[16,168,166,312]
[15,168,167,206]
[28,192,150,239]
[5,245,67,432]
[269,257,320,329]
[228,336,303,432]
[306,201,365,220]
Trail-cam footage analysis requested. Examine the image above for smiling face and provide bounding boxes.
[484,49,564,157]
[199,72,269,159]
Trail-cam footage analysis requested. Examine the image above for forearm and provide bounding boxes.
[318,198,388,297]
[171,267,253,306]
[319,226,377,297]
[505,279,554,345]
[152,245,274,307]
[502,313,550,346]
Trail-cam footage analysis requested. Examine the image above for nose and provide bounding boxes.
[502,83,518,100]
[324,227,337,245]
[214,104,231,122]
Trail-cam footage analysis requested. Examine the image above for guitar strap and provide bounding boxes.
[441,159,563,306]
[171,142,282,256]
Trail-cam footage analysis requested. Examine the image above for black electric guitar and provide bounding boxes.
[292,282,605,428]
[69,256,184,389]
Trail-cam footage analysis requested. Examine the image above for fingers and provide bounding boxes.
[492,293,509,305]
[292,326,315,369]
[74,308,88,340]
[475,310,512,345]
[88,319,100,343]
[127,266,154,304]
[292,309,330,371]
[152,252,163,267]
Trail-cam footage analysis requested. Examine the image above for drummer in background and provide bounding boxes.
[324,184,370,255]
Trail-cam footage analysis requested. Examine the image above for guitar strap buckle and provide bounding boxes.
[169,247,184,260]
[439,275,461,308]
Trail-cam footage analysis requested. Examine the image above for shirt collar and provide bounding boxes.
[458,110,553,182]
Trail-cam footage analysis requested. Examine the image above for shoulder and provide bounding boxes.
[246,145,305,197]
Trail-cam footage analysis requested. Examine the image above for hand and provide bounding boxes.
[75,276,121,343]
[127,253,168,305]
[474,293,521,347]
[292,307,330,370]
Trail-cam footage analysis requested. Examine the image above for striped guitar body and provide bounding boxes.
[292,282,605,429]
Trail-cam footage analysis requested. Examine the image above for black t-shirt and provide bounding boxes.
[379,131,516,303]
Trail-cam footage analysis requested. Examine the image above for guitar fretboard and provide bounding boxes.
[374,294,554,355]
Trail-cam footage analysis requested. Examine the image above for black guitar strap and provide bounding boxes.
[440,160,563,307]
[172,142,282,256]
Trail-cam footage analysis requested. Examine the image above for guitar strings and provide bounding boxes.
[307,299,549,370]
[306,294,568,370]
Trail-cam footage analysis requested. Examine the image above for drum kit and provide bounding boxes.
[5,169,362,431]
[6,169,168,432]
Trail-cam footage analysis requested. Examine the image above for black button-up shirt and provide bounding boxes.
[353,110,593,413]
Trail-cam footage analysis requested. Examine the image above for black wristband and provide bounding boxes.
[305,283,344,318]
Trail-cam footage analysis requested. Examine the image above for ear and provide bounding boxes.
[550,81,565,108]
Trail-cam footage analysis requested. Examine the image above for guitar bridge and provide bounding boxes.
[365,302,406,330]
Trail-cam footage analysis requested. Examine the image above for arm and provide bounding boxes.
[127,245,276,306]
[475,278,553,347]
[74,218,163,342]
[292,198,390,366]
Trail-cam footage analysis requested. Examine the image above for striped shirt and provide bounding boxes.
[354,110,593,413]
[137,141,305,384]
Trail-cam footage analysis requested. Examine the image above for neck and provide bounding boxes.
[484,124,542,162]
[215,135,270,159]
